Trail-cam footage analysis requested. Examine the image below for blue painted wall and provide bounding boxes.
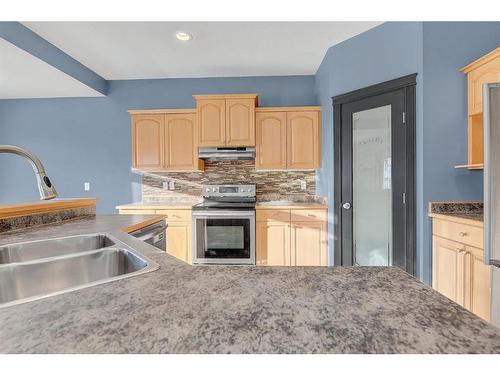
[421,22,500,282]
[315,21,500,283]
[0,76,317,213]
[314,22,424,270]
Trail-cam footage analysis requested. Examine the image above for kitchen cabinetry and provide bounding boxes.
[117,206,193,264]
[129,110,204,172]
[256,207,327,266]
[131,114,164,170]
[430,214,492,321]
[456,47,500,170]
[194,94,258,147]
[255,107,321,170]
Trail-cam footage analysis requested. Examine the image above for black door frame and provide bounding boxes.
[332,73,417,275]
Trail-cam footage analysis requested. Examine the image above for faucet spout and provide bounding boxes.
[0,145,58,200]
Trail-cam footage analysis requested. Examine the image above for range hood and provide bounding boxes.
[198,147,255,160]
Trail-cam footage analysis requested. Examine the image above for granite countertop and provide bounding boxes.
[1,215,500,353]
[428,201,484,223]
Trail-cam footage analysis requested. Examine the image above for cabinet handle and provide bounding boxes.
[458,231,467,237]
[307,214,316,217]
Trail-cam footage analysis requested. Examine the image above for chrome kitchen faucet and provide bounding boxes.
[0,145,58,200]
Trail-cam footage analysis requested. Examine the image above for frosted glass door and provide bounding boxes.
[352,105,392,266]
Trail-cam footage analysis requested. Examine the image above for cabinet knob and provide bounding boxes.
[458,231,467,237]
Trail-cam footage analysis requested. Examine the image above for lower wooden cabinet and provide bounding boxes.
[291,221,327,266]
[256,208,327,266]
[165,221,192,264]
[118,207,192,264]
[431,215,492,321]
[256,221,290,266]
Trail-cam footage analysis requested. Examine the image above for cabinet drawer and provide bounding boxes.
[155,209,192,221]
[291,209,327,222]
[119,209,156,215]
[256,209,291,222]
[433,219,483,249]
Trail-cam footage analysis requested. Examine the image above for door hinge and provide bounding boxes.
[402,192,406,204]
[402,111,406,124]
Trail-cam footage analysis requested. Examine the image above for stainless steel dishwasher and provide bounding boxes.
[130,221,167,251]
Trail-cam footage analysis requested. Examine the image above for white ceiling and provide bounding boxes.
[0,38,103,99]
[23,22,381,80]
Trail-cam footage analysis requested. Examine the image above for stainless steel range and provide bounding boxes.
[192,184,256,265]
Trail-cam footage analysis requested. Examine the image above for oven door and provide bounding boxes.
[192,210,255,265]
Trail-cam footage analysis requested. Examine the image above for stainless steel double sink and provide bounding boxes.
[0,234,159,308]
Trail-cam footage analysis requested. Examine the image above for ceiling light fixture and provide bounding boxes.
[175,31,193,42]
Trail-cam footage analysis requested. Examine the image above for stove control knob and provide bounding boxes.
[212,188,217,192]
[205,188,210,192]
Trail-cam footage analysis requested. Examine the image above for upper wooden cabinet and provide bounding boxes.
[194,94,258,147]
[255,111,287,169]
[256,107,321,170]
[129,109,204,171]
[456,47,500,169]
[131,114,164,170]
[196,99,226,146]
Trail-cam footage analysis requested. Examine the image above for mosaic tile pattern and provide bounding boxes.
[142,160,322,202]
[0,207,96,234]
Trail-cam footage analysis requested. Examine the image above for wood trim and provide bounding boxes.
[256,106,321,112]
[128,109,196,115]
[121,215,167,234]
[461,46,500,73]
[0,198,97,219]
[193,94,258,100]
[332,74,417,105]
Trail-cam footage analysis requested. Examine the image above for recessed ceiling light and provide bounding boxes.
[175,31,193,41]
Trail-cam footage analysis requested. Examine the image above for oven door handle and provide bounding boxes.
[192,211,255,218]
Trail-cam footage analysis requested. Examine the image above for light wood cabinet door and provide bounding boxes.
[166,221,192,264]
[165,113,198,170]
[255,111,286,170]
[256,221,291,266]
[286,111,320,169]
[432,236,467,305]
[468,57,500,115]
[131,114,164,169]
[465,245,492,321]
[226,98,255,146]
[291,221,327,266]
[197,99,226,146]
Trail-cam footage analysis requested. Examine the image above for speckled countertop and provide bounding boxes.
[428,201,484,223]
[1,215,500,354]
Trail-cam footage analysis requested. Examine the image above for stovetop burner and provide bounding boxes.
[192,184,256,211]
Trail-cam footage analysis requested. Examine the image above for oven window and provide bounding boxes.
[196,218,251,259]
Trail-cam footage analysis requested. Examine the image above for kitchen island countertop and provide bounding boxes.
[0,214,499,354]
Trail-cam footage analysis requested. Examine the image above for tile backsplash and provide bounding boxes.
[141,160,322,202]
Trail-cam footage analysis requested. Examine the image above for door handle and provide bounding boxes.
[342,202,351,210]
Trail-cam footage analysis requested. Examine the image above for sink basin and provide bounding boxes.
[0,248,156,307]
[0,234,116,264]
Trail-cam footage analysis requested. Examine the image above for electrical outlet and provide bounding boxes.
[300,181,307,191]
[162,182,169,191]
[84,182,90,192]
[169,181,175,190]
